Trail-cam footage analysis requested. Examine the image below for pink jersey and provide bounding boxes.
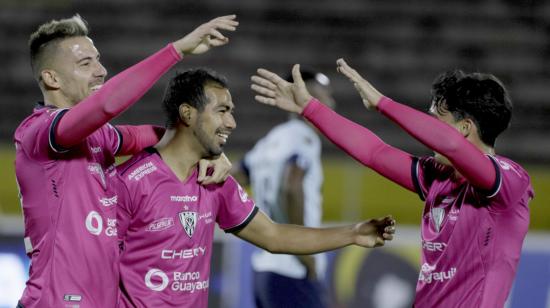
[14,105,122,307]
[116,149,258,308]
[413,155,534,307]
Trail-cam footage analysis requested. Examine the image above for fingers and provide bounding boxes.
[197,159,210,182]
[251,76,277,90]
[291,64,305,86]
[254,95,276,106]
[251,84,276,98]
[256,68,287,85]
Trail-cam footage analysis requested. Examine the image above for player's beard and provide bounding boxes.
[194,121,223,159]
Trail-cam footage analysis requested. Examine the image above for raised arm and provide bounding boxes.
[336,59,496,191]
[235,210,395,254]
[251,65,416,191]
[54,15,239,149]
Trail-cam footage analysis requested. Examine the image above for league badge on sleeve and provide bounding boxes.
[179,211,197,238]
[237,184,249,203]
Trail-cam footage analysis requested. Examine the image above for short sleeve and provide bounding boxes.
[17,108,69,159]
[97,123,123,156]
[480,157,534,210]
[216,176,258,233]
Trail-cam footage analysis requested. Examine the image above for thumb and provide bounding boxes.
[292,64,306,87]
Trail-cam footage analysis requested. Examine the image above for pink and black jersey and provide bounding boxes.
[14,104,122,307]
[412,155,534,307]
[116,149,258,308]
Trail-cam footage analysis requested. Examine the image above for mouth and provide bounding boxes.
[216,132,230,144]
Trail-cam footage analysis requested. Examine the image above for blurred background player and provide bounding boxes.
[116,68,395,308]
[233,69,335,308]
[251,62,534,307]
[14,14,237,308]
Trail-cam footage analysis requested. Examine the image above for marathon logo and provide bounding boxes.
[128,162,157,181]
[63,294,82,302]
[170,195,198,202]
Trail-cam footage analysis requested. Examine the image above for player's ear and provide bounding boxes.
[178,104,195,126]
[41,69,61,90]
[460,118,475,138]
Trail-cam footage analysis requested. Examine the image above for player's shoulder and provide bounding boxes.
[117,148,160,183]
[14,105,61,137]
[491,155,531,183]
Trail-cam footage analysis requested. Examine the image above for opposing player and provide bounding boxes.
[233,69,335,308]
[14,14,237,307]
[116,68,396,308]
[251,62,534,307]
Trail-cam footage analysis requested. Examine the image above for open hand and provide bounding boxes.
[251,64,313,114]
[336,58,383,109]
[173,15,238,56]
[353,215,396,248]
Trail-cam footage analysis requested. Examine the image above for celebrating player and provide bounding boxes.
[251,61,534,307]
[116,68,395,308]
[14,14,237,307]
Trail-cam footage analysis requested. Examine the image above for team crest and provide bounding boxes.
[179,211,197,238]
[431,207,445,233]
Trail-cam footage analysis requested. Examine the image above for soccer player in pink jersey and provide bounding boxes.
[116,68,396,308]
[251,62,534,307]
[14,14,238,308]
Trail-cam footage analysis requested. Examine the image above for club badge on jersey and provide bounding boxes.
[179,212,197,238]
[431,207,445,232]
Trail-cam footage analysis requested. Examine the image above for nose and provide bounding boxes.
[95,61,108,79]
[225,113,236,130]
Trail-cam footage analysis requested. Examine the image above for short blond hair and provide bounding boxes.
[29,14,89,79]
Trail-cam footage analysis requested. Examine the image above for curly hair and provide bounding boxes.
[431,69,512,147]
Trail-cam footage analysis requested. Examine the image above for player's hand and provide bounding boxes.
[197,153,232,185]
[353,215,396,248]
[173,15,238,56]
[336,58,384,110]
[251,64,313,114]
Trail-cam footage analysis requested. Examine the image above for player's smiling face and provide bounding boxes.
[194,85,236,158]
[53,36,107,106]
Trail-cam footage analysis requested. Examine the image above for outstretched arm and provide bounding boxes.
[336,59,496,191]
[54,15,239,150]
[235,210,395,254]
[251,65,416,191]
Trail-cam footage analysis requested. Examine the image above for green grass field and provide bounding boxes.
[1,146,548,229]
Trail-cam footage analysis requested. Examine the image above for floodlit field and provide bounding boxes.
[1,146,548,229]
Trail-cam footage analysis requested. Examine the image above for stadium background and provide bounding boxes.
[0,0,549,307]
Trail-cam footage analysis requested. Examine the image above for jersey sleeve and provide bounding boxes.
[216,176,258,233]
[98,123,123,156]
[17,108,69,159]
[478,157,534,210]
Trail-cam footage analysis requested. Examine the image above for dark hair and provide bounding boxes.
[162,68,228,128]
[29,14,89,78]
[431,69,512,147]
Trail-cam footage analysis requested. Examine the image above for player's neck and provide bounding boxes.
[155,129,201,182]
[43,91,75,109]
